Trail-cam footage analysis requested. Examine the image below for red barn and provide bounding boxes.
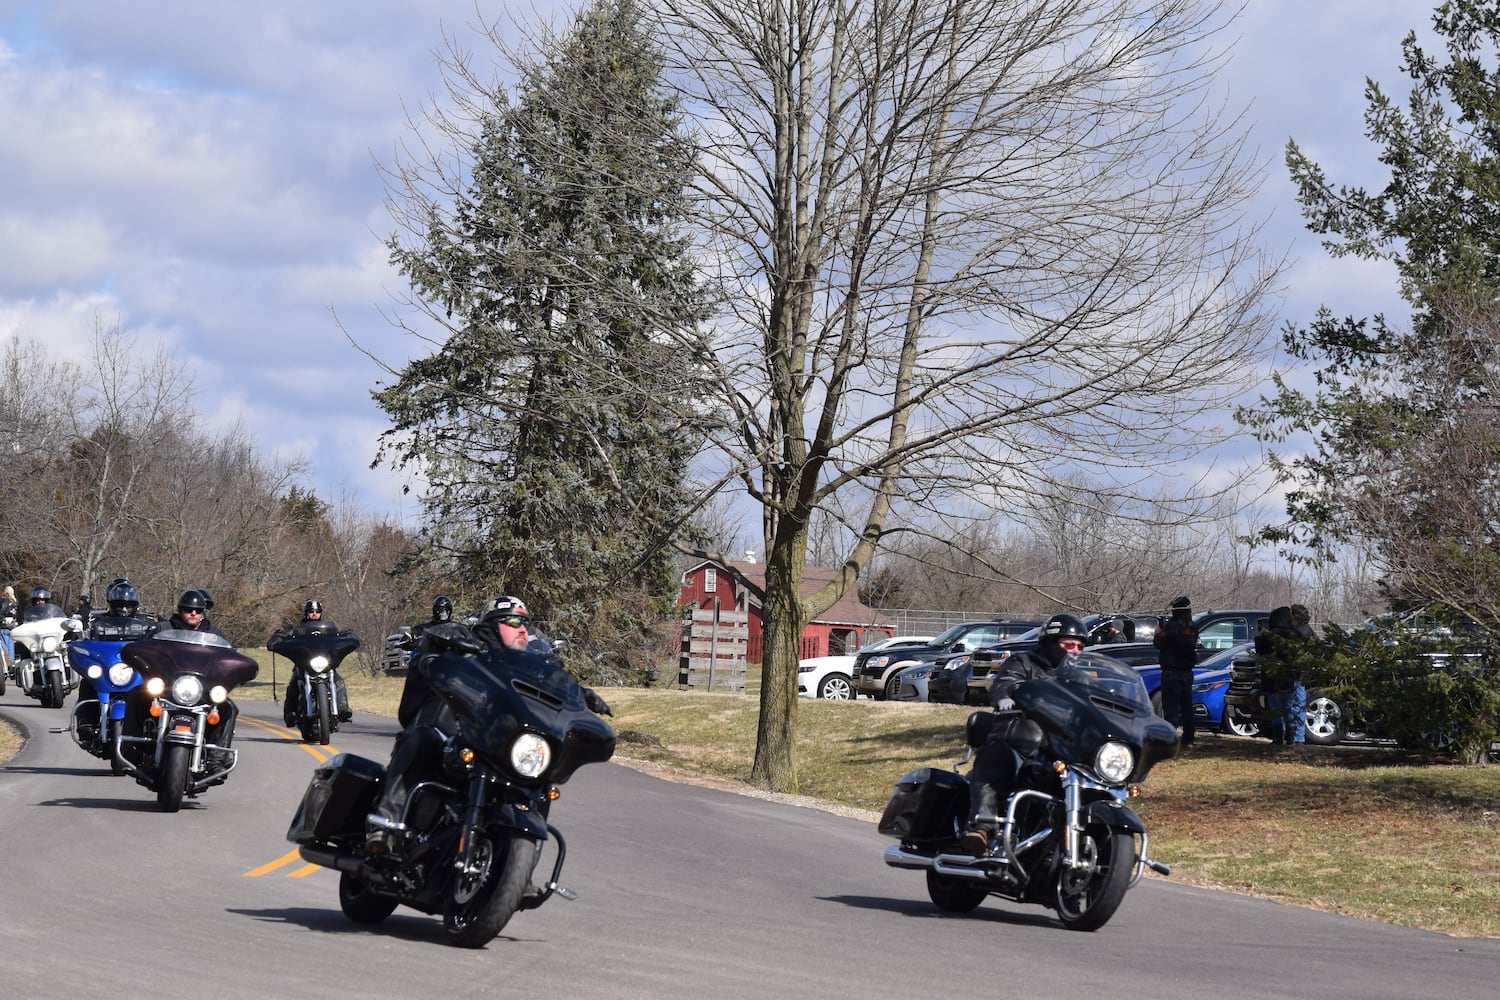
[678,558,895,662]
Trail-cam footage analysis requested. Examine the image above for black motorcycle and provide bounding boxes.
[879,653,1177,930]
[114,629,260,812]
[268,620,358,745]
[287,642,616,948]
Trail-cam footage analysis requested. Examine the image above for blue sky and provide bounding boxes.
[0,1,1432,524]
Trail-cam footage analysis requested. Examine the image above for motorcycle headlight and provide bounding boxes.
[41,635,60,653]
[1094,741,1134,784]
[87,664,104,680]
[107,662,134,686]
[170,675,204,705]
[509,732,552,779]
[308,655,331,673]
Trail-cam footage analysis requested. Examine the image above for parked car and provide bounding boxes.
[851,619,1040,700]
[1224,644,1349,746]
[797,635,932,700]
[1189,643,1259,736]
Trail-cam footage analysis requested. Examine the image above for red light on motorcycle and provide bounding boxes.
[546,786,561,802]
[174,723,192,733]
[149,703,162,718]
[208,710,220,725]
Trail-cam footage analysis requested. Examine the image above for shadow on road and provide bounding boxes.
[226,905,534,947]
[35,795,178,811]
[820,893,1059,929]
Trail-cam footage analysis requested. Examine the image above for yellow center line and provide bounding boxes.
[241,714,343,876]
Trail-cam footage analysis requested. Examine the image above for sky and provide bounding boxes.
[0,1,1435,527]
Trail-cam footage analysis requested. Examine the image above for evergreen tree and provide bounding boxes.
[376,0,709,661]
[1239,2,1500,760]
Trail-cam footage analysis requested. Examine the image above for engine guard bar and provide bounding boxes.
[110,734,239,791]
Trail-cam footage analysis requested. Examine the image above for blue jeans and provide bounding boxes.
[0,629,12,666]
[1266,684,1306,744]
[1159,669,1195,744]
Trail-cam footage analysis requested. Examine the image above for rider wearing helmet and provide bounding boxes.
[76,578,159,724]
[169,588,226,638]
[279,598,351,726]
[301,599,324,622]
[960,612,1090,855]
[23,586,63,623]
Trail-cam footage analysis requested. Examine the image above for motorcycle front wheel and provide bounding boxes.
[443,831,539,948]
[45,671,64,708]
[107,718,126,775]
[157,743,190,812]
[1053,826,1133,931]
[339,871,399,924]
[313,683,332,745]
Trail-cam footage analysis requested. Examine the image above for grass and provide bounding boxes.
[9,662,1499,937]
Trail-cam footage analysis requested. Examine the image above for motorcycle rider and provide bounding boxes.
[279,598,353,726]
[75,579,158,732]
[0,584,16,669]
[400,594,455,658]
[24,586,63,622]
[168,589,226,637]
[367,595,610,855]
[960,612,1088,855]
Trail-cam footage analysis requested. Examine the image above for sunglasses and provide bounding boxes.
[497,616,529,629]
[178,607,204,615]
[1057,638,1085,651]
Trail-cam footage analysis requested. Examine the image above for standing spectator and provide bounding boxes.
[74,593,93,624]
[0,585,16,668]
[1256,606,1307,748]
[1153,596,1199,748]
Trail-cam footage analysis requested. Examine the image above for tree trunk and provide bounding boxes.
[750,531,807,791]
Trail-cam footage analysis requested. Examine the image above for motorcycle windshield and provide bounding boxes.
[1014,653,1177,781]
[266,623,361,668]
[424,646,615,784]
[22,603,65,623]
[121,630,260,690]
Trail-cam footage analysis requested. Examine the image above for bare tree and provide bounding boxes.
[654,0,1282,789]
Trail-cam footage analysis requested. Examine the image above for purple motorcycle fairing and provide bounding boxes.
[121,628,259,691]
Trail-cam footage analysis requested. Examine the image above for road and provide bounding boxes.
[1,690,1497,1000]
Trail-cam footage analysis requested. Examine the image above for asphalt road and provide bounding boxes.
[1,689,1498,1000]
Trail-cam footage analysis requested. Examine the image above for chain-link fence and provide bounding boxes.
[873,609,1040,636]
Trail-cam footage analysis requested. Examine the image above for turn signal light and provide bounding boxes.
[208,710,220,725]
[149,703,162,718]
[1128,784,1142,798]
[547,786,561,802]
[459,748,475,764]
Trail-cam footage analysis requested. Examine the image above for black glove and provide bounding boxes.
[424,623,484,656]
[583,687,612,716]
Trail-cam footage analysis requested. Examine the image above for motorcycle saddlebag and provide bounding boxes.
[286,753,384,844]
[877,767,967,842]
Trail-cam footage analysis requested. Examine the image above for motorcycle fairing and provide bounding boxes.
[121,629,259,690]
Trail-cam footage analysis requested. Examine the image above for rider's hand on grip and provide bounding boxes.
[423,623,484,656]
[583,687,612,716]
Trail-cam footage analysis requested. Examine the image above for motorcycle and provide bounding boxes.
[113,629,260,812]
[268,620,358,745]
[9,604,82,708]
[287,641,616,948]
[878,653,1178,930]
[59,638,143,774]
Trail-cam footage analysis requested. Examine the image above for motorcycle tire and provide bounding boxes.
[107,718,127,775]
[313,684,332,746]
[1053,826,1133,931]
[339,871,399,925]
[0,661,6,695]
[925,870,989,913]
[443,831,540,948]
[157,743,190,813]
[46,671,64,709]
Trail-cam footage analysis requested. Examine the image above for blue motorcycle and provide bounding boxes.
[62,638,143,774]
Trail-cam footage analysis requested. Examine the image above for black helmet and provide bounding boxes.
[1039,613,1088,645]
[106,579,140,616]
[31,586,51,604]
[303,599,323,617]
[432,595,454,623]
[177,589,210,612]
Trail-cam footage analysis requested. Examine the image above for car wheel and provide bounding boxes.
[818,673,854,700]
[883,675,900,700]
[1303,692,1346,746]
[1221,706,1259,738]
